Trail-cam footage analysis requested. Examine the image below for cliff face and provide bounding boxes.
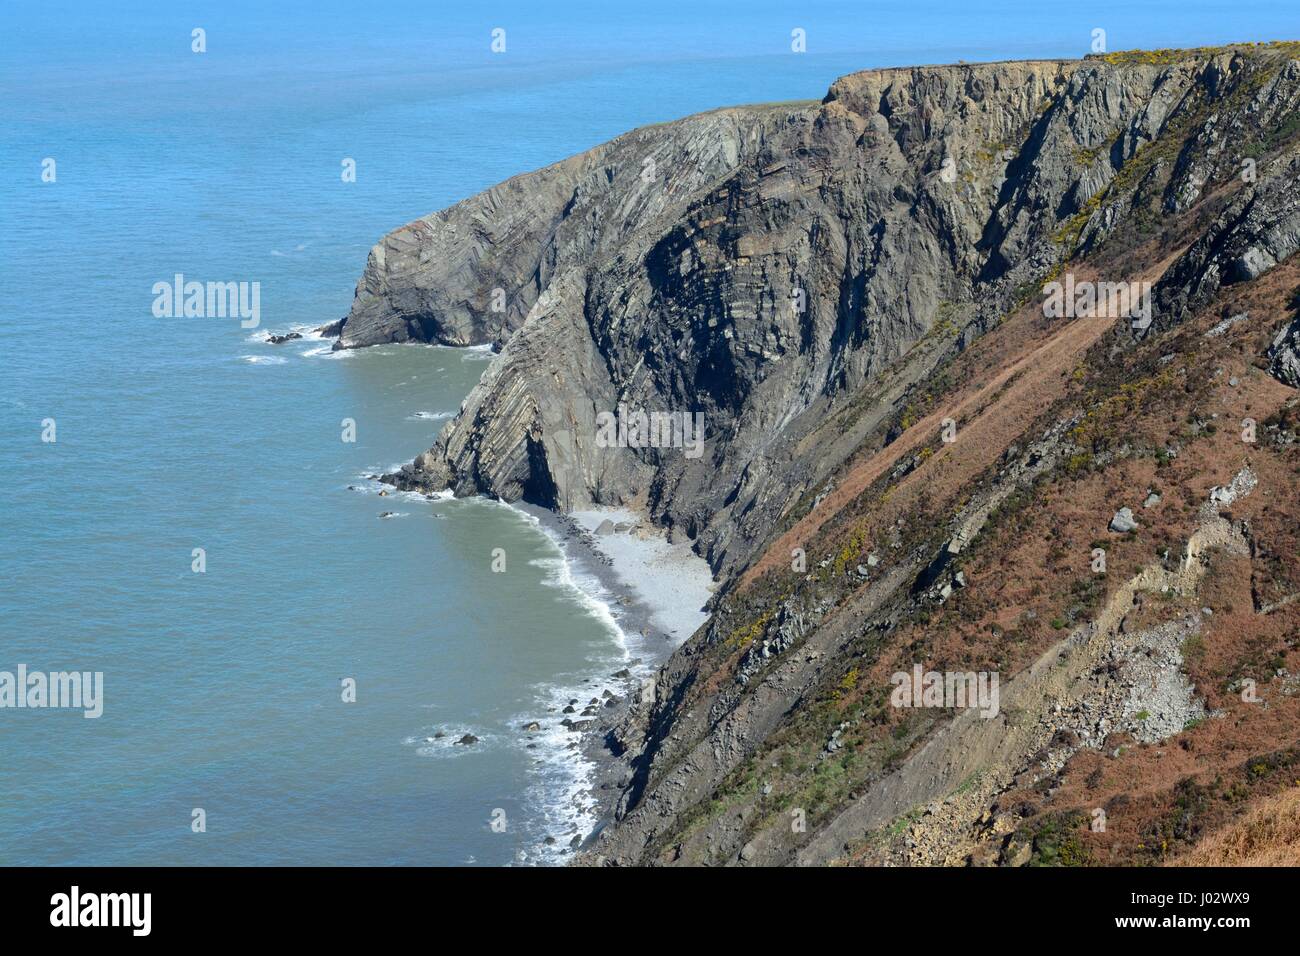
[337,106,792,350]
[337,44,1300,865]
[340,47,1300,578]
[354,60,1085,567]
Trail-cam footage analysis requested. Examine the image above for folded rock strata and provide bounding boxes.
[338,47,1300,580]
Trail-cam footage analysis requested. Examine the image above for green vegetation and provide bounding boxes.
[1016,810,1092,866]
[724,606,775,650]
[952,770,983,797]
[884,807,924,839]
[1066,369,1179,457]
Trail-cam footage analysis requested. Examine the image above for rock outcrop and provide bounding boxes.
[1270,311,1300,386]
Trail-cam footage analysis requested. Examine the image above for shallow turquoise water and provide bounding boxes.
[3,0,1290,865]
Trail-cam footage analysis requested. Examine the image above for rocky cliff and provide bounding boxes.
[339,46,1300,573]
[335,43,1300,865]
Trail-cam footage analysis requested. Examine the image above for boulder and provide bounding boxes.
[1109,507,1138,533]
[1268,314,1300,387]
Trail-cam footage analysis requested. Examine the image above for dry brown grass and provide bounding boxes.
[1174,785,1300,867]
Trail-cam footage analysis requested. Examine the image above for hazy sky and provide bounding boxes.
[5,0,1297,73]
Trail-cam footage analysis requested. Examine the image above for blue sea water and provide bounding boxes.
[2,1,1295,865]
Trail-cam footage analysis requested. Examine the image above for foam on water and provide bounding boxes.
[461,498,633,862]
[405,727,498,758]
[509,682,603,864]
[301,345,353,359]
[245,323,328,344]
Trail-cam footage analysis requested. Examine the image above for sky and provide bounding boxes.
[3,0,1297,76]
